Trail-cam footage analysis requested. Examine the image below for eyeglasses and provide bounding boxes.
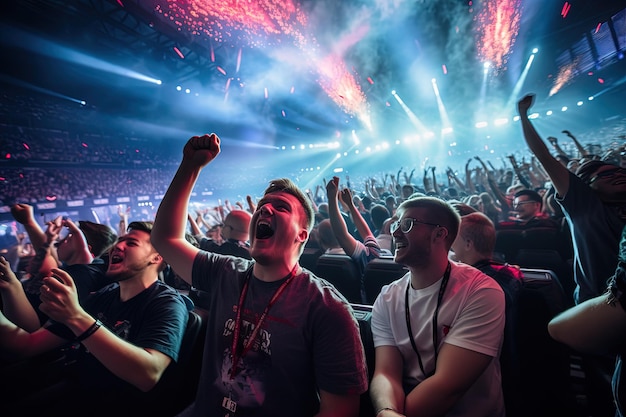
[512,200,537,208]
[589,167,626,184]
[390,218,440,234]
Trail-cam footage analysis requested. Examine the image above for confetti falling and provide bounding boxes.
[474,0,522,72]
[317,54,371,130]
[154,0,370,123]
[549,57,580,96]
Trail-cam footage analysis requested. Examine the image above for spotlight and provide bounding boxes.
[532,47,538,54]
[561,106,568,112]
[588,96,594,101]
[475,121,488,128]
[185,88,191,94]
[391,90,396,95]
[546,110,553,116]
[577,101,583,106]
[483,62,491,69]
[176,86,182,91]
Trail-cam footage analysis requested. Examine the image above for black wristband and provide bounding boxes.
[76,319,102,342]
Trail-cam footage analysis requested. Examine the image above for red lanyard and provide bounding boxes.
[230,263,300,379]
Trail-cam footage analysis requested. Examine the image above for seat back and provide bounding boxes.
[500,267,578,417]
[142,305,206,416]
[299,246,324,275]
[315,254,363,303]
[362,257,407,304]
[351,303,376,417]
[494,229,523,263]
[512,250,575,308]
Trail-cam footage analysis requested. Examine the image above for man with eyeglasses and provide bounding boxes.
[496,189,559,230]
[518,94,626,417]
[369,196,506,417]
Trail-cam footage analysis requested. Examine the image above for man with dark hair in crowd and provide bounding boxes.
[370,196,506,417]
[151,133,367,417]
[518,93,626,417]
[497,189,560,230]
[0,221,188,417]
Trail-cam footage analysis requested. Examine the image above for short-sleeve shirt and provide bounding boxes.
[46,280,188,395]
[372,261,506,417]
[556,172,624,303]
[179,251,368,417]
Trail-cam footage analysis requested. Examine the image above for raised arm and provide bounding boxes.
[546,136,570,160]
[562,129,589,158]
[430,167,441,196]
[11,204,46,250]
[340,187,376,243]
[517,94,570,197]
[152,134,221,283]
[464,159,476,194]
[0,256,40,332]
[326,177,359,256]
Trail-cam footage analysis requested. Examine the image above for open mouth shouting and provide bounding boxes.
[255,220,275,240]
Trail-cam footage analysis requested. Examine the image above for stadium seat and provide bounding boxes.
[351,303,376,417]
[500,267,580,417]
[362,257,407,304]
[315,254,363,304]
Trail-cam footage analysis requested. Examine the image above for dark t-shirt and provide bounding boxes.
[180,251,368,417]
[200,238,252,260]
[557,172,625,303]
[24,259,110,325]
[46,280,188,394]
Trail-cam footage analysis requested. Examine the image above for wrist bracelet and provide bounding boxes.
[607,265,626,311]
[376,407,397,416]
[76,319,102,342]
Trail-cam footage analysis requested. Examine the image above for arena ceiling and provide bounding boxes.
[1,0,626,151]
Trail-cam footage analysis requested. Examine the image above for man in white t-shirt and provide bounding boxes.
[370,196,506,417]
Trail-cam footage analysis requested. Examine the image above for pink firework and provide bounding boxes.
[317,54,370,128]
[549,57,580,96]
[155,1,369,120]
[475,0,522,71]
[158,0,308,47]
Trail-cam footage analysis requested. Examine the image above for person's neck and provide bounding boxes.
[118,274,158,302]
[408,256,450,290]
[253,260,300,283]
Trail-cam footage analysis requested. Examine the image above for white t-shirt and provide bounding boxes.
[372,261,506,417]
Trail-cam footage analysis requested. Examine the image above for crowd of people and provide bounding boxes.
[1,86,626,417]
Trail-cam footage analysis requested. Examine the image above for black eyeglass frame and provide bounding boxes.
[391,217,440,234]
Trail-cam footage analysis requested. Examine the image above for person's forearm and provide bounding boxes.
[370,374,406,416]
[1,284,41,332]
[348,204,374,241]
[187,213,202,237]
[22,221,47,251]
[404,375,464,417]
[327,195,355,254]
[153,162,202,244]
[68,312,170,392]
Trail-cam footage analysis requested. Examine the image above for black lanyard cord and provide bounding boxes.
[404,262,451,378]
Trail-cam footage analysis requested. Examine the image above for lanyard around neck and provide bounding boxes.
[404,262,451,378]
[230,263,300,379]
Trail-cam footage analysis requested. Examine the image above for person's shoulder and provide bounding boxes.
[451,261,503,288]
